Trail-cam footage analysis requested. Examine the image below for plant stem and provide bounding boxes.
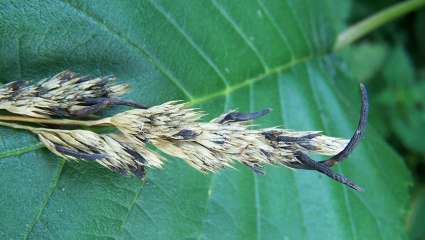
[0,115,112,126]
[0,121,39,132]
[334,0,425,51]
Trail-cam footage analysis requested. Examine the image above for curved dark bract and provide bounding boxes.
[321,83,369,167]
[292,84,369,191]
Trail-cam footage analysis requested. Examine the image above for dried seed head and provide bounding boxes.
[262,129,348,155]
[0,74,366,191]
[111,101,349,174]
[36,128,163,178]
[0,71,128,118]
[111,101,204,142]
[149,123,273,172]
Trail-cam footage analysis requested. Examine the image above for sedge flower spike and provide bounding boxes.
[37,129,164,177]
[0,72,368,191]
[0,71,146,118]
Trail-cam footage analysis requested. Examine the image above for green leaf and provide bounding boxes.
[0,1,411,239]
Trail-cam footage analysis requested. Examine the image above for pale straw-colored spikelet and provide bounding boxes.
[110,101,204,142]
[0,81,22,101]
[260,129,349,168]
[0,70,128,118]
[36,128,163,178]
[262,129,349,156]
[149,122,272,172]
[309,135,350,155]
[110,101,349,173]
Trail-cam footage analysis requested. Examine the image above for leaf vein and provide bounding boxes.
[276,74,309,238]
[210,0,269,71]
[23,159,66,240]
[249,82,261,240]
[116,183,144,237]
[283,0,314,53]
[59,0,194,100]
[0,142,44,160]
[306,64,358,239]
[147,0,230,88]
[256,0,295,61]
[189,53,315,106]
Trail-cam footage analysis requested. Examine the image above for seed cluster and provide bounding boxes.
[36,129,163,177]
[0,71,128,118]
[0,71,368,191]
[110,103,349,174]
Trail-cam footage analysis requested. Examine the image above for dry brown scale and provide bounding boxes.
[0,71,368,191]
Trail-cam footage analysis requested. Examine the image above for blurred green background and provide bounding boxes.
[343,1,425,239]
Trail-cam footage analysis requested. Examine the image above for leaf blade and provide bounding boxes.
[0,1,411,239]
